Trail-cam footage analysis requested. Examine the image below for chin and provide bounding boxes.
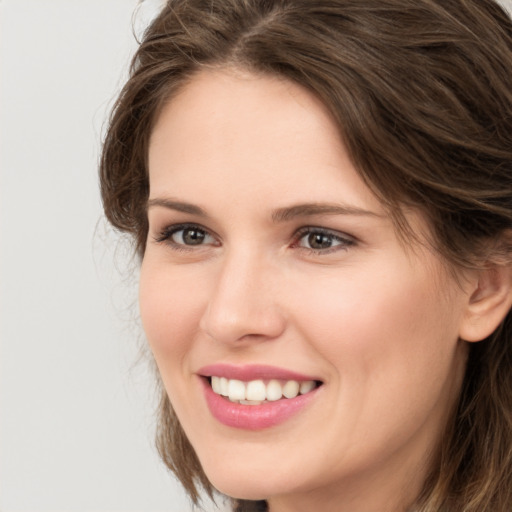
[202,461,290,501]
[208,475,270,501]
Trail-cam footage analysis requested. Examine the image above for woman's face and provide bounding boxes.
[141,69,472,511]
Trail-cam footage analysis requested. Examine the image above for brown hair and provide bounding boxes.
[100,1,512,510]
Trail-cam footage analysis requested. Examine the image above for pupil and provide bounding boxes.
[183,228,205,245]
[308,233,332,249]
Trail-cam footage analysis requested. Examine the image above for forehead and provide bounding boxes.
[149,68,339,168]
[148,68,381,211]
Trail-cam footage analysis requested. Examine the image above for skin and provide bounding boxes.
[140,69,477,512]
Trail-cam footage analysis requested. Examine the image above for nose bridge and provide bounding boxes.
[200,244,285,344]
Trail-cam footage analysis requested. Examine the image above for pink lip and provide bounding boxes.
[198,364,322,430]
[198,363,320,382]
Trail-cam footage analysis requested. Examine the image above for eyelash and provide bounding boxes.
[154,223,356,255]
[292,226,355,254]
[154,223,218,252]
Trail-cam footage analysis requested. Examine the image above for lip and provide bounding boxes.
[198,364,322,430]
[198,363,321,382]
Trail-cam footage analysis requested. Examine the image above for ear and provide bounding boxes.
[459,264,512,342]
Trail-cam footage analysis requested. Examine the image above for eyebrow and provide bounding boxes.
[147,197,380,221]
[147,198,208,217]
[271,203,381,223]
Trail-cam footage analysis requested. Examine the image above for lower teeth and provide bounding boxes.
[227,397,287,405]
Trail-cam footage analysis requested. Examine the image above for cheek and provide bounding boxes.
[138,261,206,374]
[290,259,464,404]
[284,262,467,471]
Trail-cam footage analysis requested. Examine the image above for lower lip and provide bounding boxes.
[201,378,320,430]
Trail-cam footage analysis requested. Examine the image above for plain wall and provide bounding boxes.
[1,0,511,511]
[0,1,212,511]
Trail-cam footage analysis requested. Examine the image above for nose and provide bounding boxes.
[199,249,286,345]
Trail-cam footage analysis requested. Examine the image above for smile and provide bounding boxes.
[199,364,323,430]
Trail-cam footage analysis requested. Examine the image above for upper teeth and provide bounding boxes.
[211,377,317,404]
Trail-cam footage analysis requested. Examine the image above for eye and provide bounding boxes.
[155,224,217,248]
[172,227,212,245]
[295,227,355,253]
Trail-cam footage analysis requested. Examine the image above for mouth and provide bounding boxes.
[206,376,322,405]
[198,364,323,430]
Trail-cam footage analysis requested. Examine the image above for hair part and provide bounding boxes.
[100,1,512,510]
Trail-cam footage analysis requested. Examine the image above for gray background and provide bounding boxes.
[1,0,511,510]
[0,1,209,510]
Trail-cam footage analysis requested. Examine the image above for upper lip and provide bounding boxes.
[197,363,321,382]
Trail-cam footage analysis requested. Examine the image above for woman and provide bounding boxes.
[100,0,512,510]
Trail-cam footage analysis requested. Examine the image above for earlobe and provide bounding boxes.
[459,264,512,342]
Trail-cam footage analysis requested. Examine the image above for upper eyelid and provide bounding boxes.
[156,222,215,235]
[294,225,356,241]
